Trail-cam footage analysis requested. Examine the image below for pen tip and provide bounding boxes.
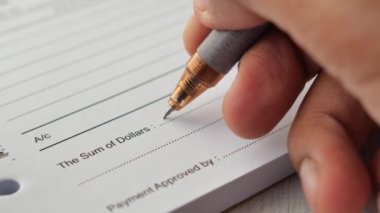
[163,107,175,120]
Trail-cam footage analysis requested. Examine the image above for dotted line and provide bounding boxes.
[158,96,223,127]
[78,118,224,186]
[223,124,291,159]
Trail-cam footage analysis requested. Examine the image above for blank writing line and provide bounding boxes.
[0,0,124,48]
[0,35,180,108]
[0,12,58,37]
[0,19,182,93]
[39,94,170,151]
[0,0,118,36]
[0,4,186,77]
[159,96,223,127]
[8,50,182,122]
[222,125,291,159]
[0,0,167,61]
[77,118,224,186]
[21,65,183,134]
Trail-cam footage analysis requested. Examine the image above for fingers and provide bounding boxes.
[243,0,380,124]
[195,0,380,124]
[193,0,264,29]
[183,15,320,138]
[183,15,211,55]
[289,73,376,213]
[223,29,316,138]
[242,0,380,81]
[372,148,380,210]
[370,132,380,210]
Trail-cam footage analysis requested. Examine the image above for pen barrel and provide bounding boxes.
[198,24,270,74]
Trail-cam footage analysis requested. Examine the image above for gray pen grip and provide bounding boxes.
[198,24,270,74]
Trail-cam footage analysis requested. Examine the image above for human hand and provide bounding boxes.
[183,0,380,212]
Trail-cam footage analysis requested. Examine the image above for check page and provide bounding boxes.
[0,0,308,212]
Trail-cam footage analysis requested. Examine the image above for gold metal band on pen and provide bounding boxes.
[168,53,224,110]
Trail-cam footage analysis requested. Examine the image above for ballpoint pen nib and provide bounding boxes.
[163,107,175,120]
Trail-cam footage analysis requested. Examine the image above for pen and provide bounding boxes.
[164,23,271,119]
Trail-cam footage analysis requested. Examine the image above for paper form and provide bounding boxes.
[0,0,308,212]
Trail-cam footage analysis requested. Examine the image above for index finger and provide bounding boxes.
[183,15,211,55]
[194,0,380,124]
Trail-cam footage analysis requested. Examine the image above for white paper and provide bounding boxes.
[0,0,307,212]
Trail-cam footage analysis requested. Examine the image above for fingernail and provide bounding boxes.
[300,158,319,207]
[194,0,209,11]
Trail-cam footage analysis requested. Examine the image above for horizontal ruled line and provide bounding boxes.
[77,118,224,185]
[0,3,186,77]
[39,94,170,151]
[0,34,180,108]
[21,64,183,134]
[0,0,168,60]
[9,50,182,122]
